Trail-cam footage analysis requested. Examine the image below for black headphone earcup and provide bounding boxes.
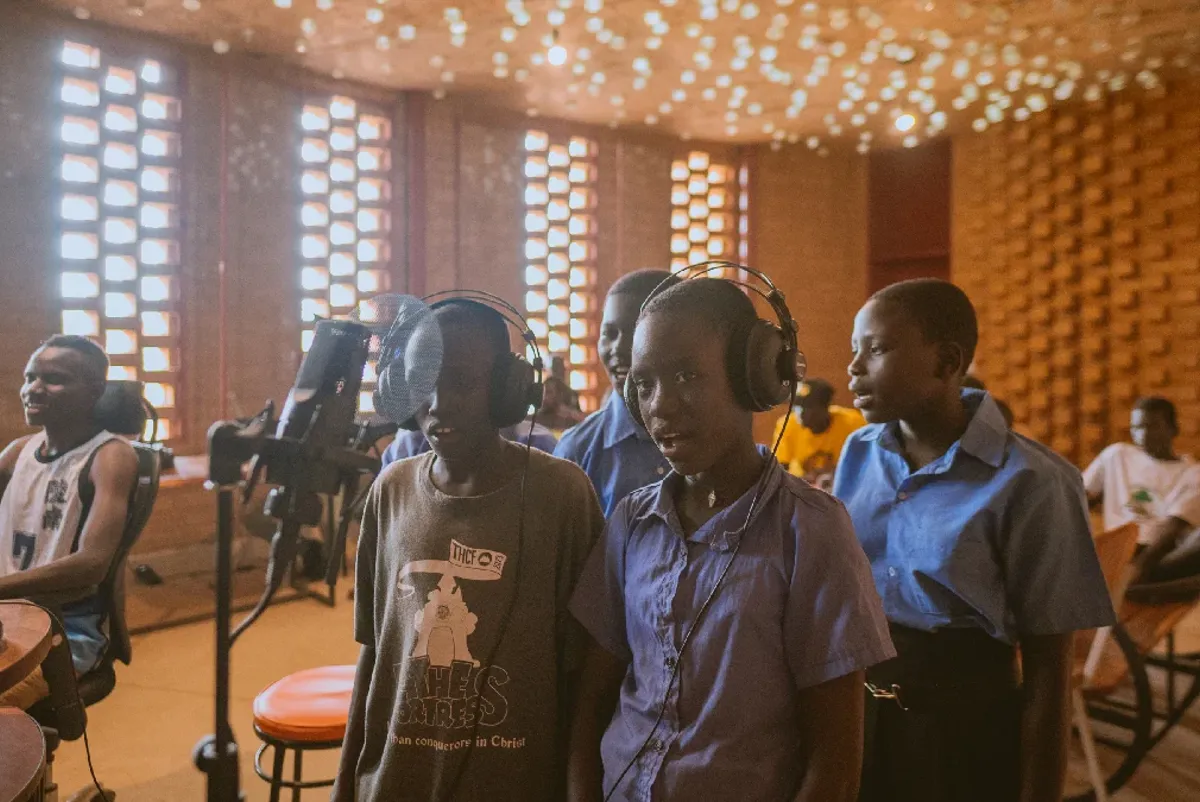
[491,352,538,428]
[623,375,645,430]
[743,320,794,412]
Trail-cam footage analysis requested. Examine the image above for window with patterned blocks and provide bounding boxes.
[522,130,601,412]
[57,40,182,441]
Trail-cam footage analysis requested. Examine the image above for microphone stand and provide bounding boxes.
[194,404,381,802]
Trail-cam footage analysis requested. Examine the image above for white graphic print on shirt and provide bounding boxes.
[394,539,513,732]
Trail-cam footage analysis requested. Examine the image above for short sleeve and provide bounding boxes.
[1003,466,1116,635]
[1164,466,1200,528]
[784,495,895,689]
[1081,446,1111,497]
[555,464,606,673]
[568,498,634,662]
[353,482,380,647]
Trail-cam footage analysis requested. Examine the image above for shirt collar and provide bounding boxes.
[647,447,783,552]
[956,389,1008,468]
[859,388,1008,469]
[600,390,651,447]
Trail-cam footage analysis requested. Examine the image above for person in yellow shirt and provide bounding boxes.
[772,378,866,490]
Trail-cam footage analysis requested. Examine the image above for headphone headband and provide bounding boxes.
[422,289,545,374]
[392,289,545,430]
[640,261,800,357]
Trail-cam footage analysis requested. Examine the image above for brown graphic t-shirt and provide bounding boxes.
[345,445,603,801]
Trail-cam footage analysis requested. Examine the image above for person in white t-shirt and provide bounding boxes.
[1083,397,1200,582]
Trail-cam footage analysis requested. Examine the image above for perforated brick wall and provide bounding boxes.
[953,83,1200,465]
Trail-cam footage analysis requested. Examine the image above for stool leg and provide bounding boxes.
[269,744,286,802]
[1073,689,1109,802]
[292,748,303,802]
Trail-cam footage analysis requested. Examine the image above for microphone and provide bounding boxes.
[227,319,375,640]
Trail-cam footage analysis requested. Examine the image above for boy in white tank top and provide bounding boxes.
[0,335,137,708]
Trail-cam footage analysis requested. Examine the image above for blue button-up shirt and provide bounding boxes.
[380,420,558,467]
[833,389,1115,644]
[570,459,895,802]
[553,392,671,517]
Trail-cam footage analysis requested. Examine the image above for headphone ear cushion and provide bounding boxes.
[743,320,792,412]
[623,375,644,430]
[490,352,537,428]
[724,318,751,410]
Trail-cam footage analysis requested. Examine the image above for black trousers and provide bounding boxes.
[859,624,1022,802]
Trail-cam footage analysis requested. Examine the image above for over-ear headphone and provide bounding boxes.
[622,261,806,428]
[391,290,544,431]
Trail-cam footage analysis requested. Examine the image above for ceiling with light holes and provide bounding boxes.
[47,0,1200,148]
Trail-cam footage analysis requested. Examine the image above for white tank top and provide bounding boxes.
[0,430,121,577]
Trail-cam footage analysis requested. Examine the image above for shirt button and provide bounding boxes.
[648,738,665,753]
[887,566,898,578]
[664,655,677,671]
[656,466,665,475]
[897,491,909,501]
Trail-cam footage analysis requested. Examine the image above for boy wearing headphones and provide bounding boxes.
[567,279,894,802]
[554,270,677,517]
[334,300,604,802]
[834,279,1113,802]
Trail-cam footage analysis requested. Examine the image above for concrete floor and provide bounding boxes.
[53,593,359,801]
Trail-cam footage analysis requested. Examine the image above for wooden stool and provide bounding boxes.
[252,665,355,802]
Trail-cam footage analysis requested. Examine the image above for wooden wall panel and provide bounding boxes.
[751,144,870,442]
[456,122,525,310]
[0,13,65,449]
[953,82,1200,464]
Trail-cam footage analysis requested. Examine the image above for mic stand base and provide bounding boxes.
[194,736,242,802]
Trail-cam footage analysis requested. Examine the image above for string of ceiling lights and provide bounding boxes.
[69,0,1200,151]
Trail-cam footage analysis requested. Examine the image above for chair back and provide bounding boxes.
[1076,523,1140,687]
[101,441,162,667]
[1093,523,1141,611]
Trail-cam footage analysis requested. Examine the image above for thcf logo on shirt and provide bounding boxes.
[450,540,507,576]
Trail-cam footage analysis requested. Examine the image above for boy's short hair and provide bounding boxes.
[39,334,108,386]
[871,278,979,367]
[797,378,835,408]
[608,269,679,305]
[641,277,758,363]
[430,298,511,359]
[1134,396,1178,431]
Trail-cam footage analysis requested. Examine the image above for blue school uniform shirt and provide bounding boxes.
[569,458,895,802]
[832,389,1115,644]
[380,420,558,466]
[553,392,670,517]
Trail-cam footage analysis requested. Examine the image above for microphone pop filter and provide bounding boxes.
[355,294,443,425]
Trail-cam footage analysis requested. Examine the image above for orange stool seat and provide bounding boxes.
[252,665,355,743]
